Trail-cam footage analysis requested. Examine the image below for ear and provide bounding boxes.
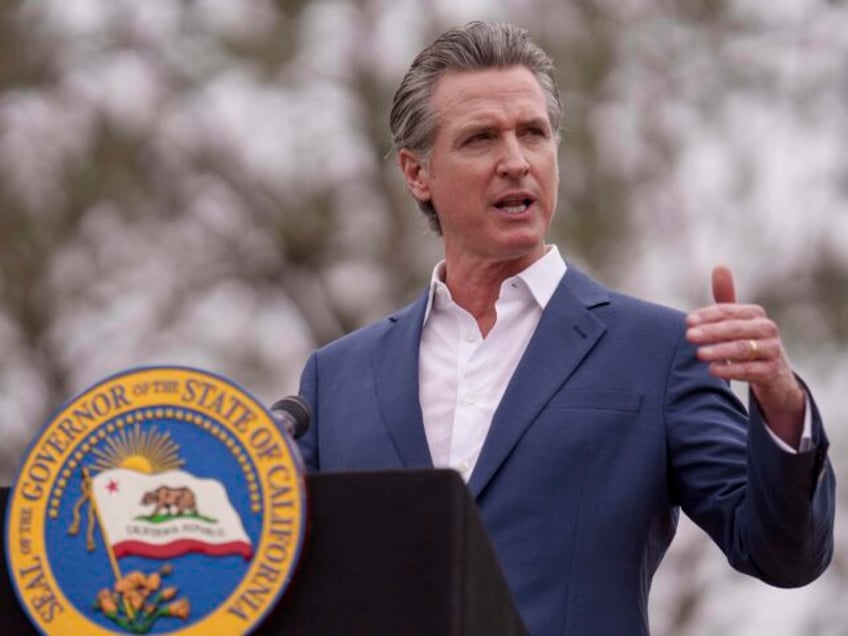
[398,148,431,204]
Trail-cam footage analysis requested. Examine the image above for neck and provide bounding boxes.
[443,249,544,337]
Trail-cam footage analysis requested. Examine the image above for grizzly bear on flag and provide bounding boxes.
[141,485,197,517]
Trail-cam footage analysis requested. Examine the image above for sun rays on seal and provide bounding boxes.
[91,423,184,474]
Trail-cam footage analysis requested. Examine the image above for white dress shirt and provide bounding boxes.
[419,246,566,479]
[418,246,810,482]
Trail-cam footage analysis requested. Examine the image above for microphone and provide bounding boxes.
[270,395,311,439]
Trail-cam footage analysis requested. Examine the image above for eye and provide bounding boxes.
[464,131,495,146]
[521,126,549,140]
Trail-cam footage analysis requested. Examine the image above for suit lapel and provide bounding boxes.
[468,267,610,498]
[372,292,434,469]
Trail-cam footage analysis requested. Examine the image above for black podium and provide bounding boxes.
[2,471,526,635]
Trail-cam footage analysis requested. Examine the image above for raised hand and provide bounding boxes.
[686,265,806,448]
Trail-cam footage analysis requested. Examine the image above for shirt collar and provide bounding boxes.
[422,245,567,324]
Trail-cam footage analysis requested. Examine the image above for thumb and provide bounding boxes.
[712,265,737,304]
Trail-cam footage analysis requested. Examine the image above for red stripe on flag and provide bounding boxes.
[113,539,253,560]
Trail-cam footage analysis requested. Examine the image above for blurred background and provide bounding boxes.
[1,0,845,633]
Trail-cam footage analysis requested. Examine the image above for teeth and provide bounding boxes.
[498,201,529,214]
[502,204,527,214]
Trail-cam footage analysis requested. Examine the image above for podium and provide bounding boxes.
[2,471,527,635]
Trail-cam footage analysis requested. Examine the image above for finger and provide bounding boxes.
[712,265,736,305]
[706,359,783,384]
[686,315,775,344]
[694,337,778,364]
[687,303,766,328]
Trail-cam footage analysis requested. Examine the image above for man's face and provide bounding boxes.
[400,66,559,274]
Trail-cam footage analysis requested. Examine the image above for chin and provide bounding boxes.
[500,229,545,251]
[494,237,546,263]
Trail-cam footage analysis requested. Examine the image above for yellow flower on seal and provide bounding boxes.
[167,598,191,619]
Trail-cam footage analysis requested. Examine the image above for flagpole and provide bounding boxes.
[83,467,136,621]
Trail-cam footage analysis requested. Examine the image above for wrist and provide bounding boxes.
[752,379,806,449]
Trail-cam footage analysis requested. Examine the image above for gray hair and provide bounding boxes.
[389,21,563,233]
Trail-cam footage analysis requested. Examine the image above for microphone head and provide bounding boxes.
[270,395,311,439]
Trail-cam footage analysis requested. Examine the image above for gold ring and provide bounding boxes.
[747,339,758,361]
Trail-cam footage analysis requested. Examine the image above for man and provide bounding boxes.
[297,22,834,635]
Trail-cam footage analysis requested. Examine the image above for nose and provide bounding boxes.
[497,135,530,178]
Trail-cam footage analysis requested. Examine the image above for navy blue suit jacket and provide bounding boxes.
[298,265,834,635]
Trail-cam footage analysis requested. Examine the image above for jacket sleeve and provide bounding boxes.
[665,332,834,587]
[296,351,320,472]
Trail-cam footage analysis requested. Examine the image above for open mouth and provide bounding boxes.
[494,196,535,215]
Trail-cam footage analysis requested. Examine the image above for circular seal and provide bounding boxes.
[4,367,307,635]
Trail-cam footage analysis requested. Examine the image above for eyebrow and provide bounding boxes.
[454,123,497,140]
[517,116,551,131]
[453,115,551,141]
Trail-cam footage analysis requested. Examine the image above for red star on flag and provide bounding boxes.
[107,480,119,494]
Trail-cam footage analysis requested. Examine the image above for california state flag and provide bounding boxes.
[90,468,253,560]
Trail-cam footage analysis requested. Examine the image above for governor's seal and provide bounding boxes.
[4,366,306,635]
